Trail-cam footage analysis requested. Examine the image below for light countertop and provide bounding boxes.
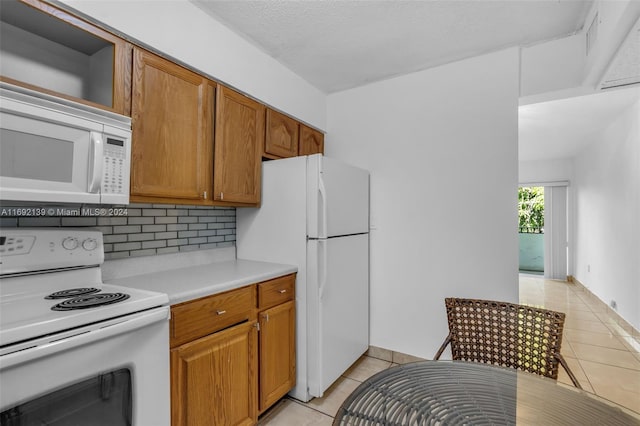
[104,248,296,305]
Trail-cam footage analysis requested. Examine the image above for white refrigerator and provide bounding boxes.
[237,154,369,402]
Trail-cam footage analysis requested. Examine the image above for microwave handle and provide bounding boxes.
[88,131,104,193]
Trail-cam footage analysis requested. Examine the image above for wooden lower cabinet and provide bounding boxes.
[258,300,296,412]
[170,274,296,425]
[171,321,258,426]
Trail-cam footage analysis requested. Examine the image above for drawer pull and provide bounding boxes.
[216,310,226,315]
[278,289,287,294]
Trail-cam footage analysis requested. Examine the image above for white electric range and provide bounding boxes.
[0,228,171,425]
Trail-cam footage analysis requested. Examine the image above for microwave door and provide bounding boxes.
[0,111,101,204]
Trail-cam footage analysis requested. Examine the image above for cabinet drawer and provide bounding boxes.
[258,274,295,310]
[171,285,255,347]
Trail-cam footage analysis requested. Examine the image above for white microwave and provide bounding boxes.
[0,82,131,205]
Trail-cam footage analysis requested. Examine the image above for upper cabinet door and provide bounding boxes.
[0,0,132,115]
[299,124,325,156]
[130,48,213,202]
[214,86,264,205]
[265,108,299,158]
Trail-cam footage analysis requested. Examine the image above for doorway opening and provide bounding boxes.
[518,186,544,275]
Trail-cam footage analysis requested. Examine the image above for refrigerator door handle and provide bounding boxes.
[318,239,328,301]
[315,238,328,398]
[318,175,328,238]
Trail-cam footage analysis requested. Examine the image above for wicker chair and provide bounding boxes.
[434,298,581,389]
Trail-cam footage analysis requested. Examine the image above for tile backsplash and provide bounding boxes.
[0,203,236,260]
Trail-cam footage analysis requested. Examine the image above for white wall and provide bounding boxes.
[573,99,640,330]
[519,158,574,184]
[58,0,327,130]
[326,48,520,358]
[520,34,585,99]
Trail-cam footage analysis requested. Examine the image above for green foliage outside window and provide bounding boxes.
[518,187,544,233]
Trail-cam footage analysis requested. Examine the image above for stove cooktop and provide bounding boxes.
[0,281,168,347]
[0,228,170,348]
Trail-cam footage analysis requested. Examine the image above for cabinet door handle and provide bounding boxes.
[278,289,287,294]
[216,310,226,315]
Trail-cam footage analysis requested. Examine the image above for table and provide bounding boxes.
[333,361,640,425]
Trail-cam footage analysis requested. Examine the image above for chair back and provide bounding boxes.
[443,298,567,380]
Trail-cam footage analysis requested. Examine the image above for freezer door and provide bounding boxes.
[307,233,369,398]
[307,155,369,238]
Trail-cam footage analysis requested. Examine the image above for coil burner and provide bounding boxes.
[45,288,100,299]
[51,293,130,311]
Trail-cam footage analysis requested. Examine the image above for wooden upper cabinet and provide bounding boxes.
[299,124,325,156]
[131,48,213,202]
[0,0,132,115]
[214,86,264,205]
[265,109,299,158]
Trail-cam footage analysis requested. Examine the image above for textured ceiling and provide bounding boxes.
[192,0,592,93]
[191,0,630,165]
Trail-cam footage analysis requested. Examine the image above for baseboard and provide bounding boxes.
[571,276,640,339]
[368,277,639,361]
[366,346,427,364]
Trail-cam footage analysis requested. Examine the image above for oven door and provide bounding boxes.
[0,307,170,426]
[0,94,103,204]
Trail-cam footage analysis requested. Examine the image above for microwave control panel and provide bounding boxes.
[102,137,126,195]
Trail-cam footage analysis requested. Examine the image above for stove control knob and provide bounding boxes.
[82,238,98,251]
[62,237,79,250]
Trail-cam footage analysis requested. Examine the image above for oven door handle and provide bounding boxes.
[0,307,169,370]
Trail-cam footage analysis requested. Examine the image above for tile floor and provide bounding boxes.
[258,276,640,424]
